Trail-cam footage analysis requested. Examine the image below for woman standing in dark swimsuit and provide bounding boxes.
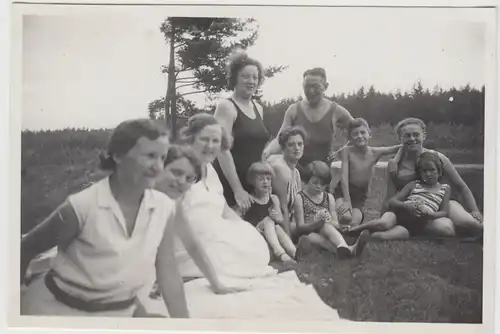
[213,50,270,210]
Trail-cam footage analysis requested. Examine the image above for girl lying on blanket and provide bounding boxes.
[293,160,369,259]
[236,161,297,263]
[349,151,452,240]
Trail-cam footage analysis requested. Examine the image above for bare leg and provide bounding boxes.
[349,212,397,233]
[320,224,353,259]
[275,224,297,258]
[371,225,410,240]
[448,200,483,236]
[304,233,337,253]
[424,217,455,237]
[262,220,293,261]
[320,224,349,248]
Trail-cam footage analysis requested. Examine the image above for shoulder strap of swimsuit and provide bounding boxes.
[227,98,243,115]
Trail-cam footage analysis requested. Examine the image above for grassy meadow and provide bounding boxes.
[20,122,484,322]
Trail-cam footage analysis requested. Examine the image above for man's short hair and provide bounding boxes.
[303,67,327,81]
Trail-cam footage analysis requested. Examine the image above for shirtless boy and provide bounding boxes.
[334,118,402,228]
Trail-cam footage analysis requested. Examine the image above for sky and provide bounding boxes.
[21,6,493,131]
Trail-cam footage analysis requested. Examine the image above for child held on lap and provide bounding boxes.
[334,118,402,228]
[294,161,369,259]
[237,161,297,263]
[354,151,451,239]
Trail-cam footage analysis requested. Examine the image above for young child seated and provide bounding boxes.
[350,151,452,239]
[334,118,402,228]
[294,161,369,259]
[237,161,297,263]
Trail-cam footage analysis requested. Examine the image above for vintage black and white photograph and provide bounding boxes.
[9,2,497,332]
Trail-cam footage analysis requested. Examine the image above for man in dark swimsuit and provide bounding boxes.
[262,68,354,174]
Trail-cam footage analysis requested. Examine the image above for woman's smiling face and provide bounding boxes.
[191,124,223,164]
[156,157,198,199]
[399,123,425,152]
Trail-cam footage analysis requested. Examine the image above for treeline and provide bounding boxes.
[261,83,485,137]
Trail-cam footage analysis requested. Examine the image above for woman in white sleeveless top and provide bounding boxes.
[20,119,227,318]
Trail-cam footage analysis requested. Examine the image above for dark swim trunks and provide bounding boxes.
[393,208,428,236]
[334,182,368,210]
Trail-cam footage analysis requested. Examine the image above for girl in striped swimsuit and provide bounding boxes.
[365,151,452,239]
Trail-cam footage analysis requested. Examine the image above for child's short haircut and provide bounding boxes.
[302,160,332,185]
[348,118,371,137]
[416,151,444,180]
[247,161,275,186]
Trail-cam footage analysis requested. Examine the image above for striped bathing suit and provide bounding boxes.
[404,181,449,214]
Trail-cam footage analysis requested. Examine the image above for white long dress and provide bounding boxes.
[144,164,342,320]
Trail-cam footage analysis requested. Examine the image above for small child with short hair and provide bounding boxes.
[294,161,369,259]
[238,161,297,263]
[334,118,402,229]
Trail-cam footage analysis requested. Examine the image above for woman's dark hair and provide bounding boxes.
[165,144,203,182]
[226,50,265,91]
[395,117,426,138]
[348,118,371,137]
[302,160,331,185]
[99,118,169,171]
[278,126,307,150]
[178,113,232,151]
[416,151,444,181]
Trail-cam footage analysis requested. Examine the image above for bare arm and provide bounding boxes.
[270,194,284,224]
[20,200,79,283]
[214,100,252,210]
[339,148,351,205]
[327,193,341,229]
[271,163,292,235]
[334,104,354,130]
[389,181,417,211]
[155,217,189,318]
[372,144,404,160]
[294,194,324,235]
[262,104,296,159]
[440,153,480,214]
[381,161,398,212]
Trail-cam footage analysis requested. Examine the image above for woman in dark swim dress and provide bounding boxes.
[213,51,270,209]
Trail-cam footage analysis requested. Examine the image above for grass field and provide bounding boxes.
[20,124,484,322]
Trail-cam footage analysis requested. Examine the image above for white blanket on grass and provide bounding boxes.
[141,270,341,320]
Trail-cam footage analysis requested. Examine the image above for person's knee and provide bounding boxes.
[339,211,352,224]
[350,209,363,226]
[373,219,393,231]
[432,218,456,237]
